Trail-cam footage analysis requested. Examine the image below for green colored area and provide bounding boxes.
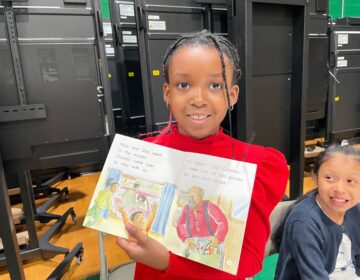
[329,0,343,19]
[253,253,279,280]
[100,0,360,20]
[100,3,110,20]
[82,274,100,280]
[343,0,360,18]
[329,0,360,19]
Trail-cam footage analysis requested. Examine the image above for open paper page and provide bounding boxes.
[84,134,257,275]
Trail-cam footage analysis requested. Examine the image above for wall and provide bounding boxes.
[330,0,360,19]
[100,0,110,19]
[100,0,360,20]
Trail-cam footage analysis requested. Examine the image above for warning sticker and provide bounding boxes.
[123,35,137,44]
[338,34,348,45]
[103,22,112,35]
[337,59,348,67]
[148,20,166,31]
[120,4,134,17]
[105,44,114,55]
[148,15,160,20]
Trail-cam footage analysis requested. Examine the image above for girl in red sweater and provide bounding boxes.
[116,30,289,280]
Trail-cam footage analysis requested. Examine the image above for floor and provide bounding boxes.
[0,172,131,280]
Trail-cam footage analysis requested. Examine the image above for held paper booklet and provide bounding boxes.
[83,134,257,275]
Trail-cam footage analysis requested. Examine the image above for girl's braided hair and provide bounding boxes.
[161,30,241,142]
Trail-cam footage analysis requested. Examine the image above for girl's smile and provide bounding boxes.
[316,152,360,224]
[163,45,239,140]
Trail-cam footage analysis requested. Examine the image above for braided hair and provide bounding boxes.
[162,30,241,144]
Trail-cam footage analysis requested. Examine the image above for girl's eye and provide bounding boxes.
[177,82,190,90]
[210,82,223,90]
[325,175,332,181]
[347,179,355,184]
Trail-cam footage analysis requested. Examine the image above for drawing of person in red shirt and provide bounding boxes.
[176,186,229,268]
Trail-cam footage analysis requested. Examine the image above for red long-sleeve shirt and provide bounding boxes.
[134,126,288,280]
[177,200,229,242]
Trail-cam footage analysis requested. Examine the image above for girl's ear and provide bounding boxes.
[163,83,170,105]
[229,84,239,107]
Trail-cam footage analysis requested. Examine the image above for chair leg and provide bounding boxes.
[99,232,109,280]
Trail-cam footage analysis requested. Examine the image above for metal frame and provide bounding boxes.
[228,0,309,199]
[0,0,110,278]
[0,0,46,123]
[0,153,25,280]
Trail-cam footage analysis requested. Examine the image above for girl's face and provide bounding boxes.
[163,45,239,139]
[316,152,360,223]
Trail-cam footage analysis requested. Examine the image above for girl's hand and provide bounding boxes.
[116,223,170,270]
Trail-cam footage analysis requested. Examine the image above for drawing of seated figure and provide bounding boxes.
[118,202,158,238]
[135,194,149,212]
[84,182,119,226]
[176,186,229,269]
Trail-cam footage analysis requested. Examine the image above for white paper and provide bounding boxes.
[123,35,137,44]
[119,3,134,17]
[148,20,166,31]
[338,34,349,45]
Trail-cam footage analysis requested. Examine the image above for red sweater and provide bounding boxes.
[134,126,289,280]
[177,200,229,242]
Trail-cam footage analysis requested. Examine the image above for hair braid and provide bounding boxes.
[161,31,241,156]
[208,34,235,158]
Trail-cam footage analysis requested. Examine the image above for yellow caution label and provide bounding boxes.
[335,96,340,102]
[152,69,160,76]
[108,73,112,78]
[128,72,135,77]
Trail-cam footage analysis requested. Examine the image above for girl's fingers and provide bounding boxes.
[125,224,149,246]
[116,237,142,259]
[116,238,132,250]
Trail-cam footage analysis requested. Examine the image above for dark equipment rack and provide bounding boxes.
[327,19,360,142]
[0,0,113,278]
[305,0,329,141]
[109,1,147,136]
[228,0,309,199]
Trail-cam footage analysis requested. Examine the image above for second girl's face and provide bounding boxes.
[316,152,360,223]
[163,45,239,139]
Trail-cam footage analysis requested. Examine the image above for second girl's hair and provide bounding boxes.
[313,144,360,176]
